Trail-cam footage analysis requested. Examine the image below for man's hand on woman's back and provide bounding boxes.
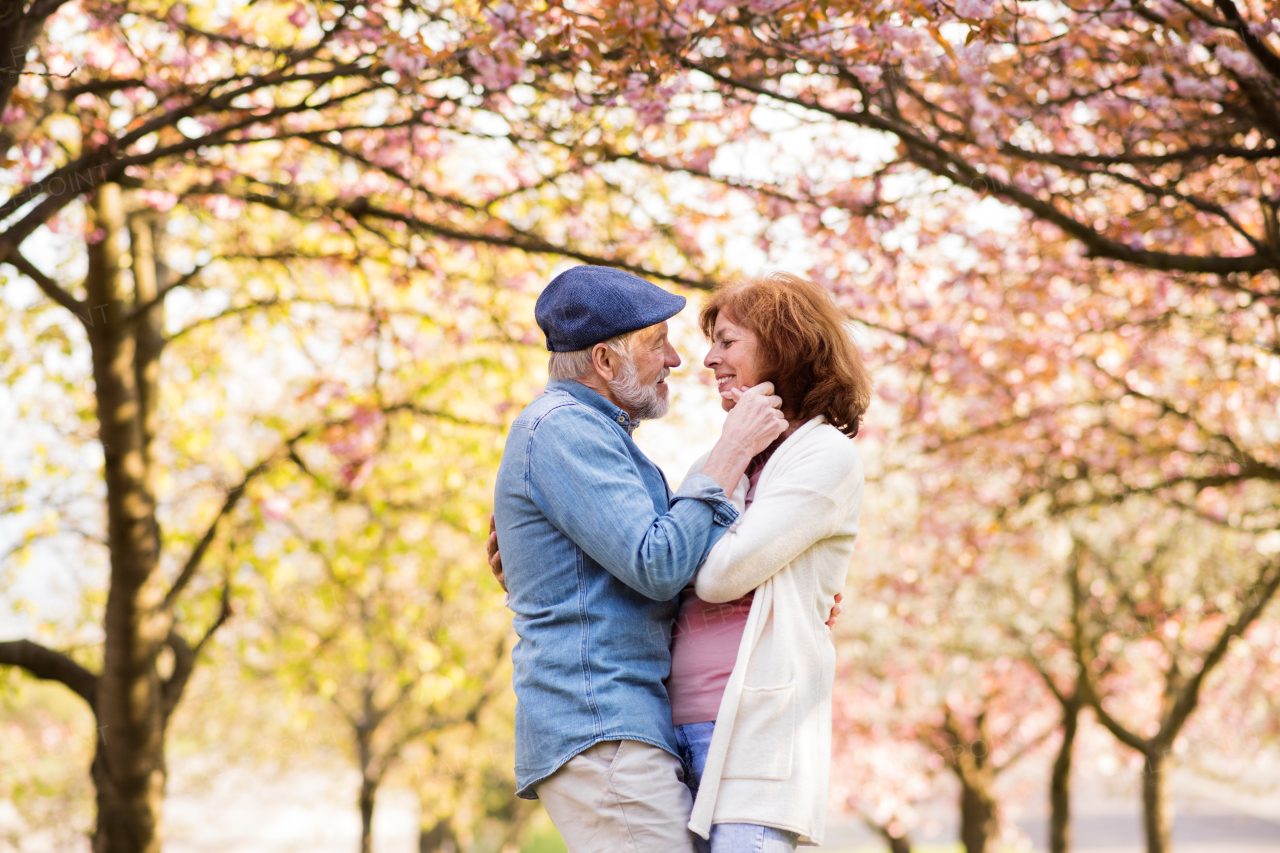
[827,592,842,630]
[488,514,506,593]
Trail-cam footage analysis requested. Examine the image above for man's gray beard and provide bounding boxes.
[609,351,670,421]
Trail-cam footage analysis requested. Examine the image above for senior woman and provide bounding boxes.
[666,271,872,851]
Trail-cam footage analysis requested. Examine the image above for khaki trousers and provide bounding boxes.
[536,740,699,853]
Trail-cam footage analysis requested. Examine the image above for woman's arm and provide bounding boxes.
[694,437,863,603]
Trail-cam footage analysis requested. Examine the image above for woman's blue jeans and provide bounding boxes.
[673,722,800,853]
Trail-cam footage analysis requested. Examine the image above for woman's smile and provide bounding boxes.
[705,315,762,411]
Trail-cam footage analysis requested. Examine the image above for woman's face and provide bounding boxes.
[704,314,764,412]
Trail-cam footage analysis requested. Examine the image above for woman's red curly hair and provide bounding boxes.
[699,272,872,438]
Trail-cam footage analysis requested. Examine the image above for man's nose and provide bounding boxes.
[665,341,681,368]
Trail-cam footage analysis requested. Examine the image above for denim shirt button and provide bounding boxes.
[617,414,626,424]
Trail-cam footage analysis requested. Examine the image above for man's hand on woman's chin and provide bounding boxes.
[701,382,787,496]
[721,382,788,457]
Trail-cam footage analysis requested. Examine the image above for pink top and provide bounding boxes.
[667,467,762,726]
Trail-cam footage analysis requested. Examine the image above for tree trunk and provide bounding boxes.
[419,818,458,853]
[941,710,1000,853]
[1048,699,1079,853]
[958,773,999,853]
[885,833,912,853]
[863,817,913,853]
[357,721,380,853]
[86,183,169,853]
[1142,749,1172,853]
[359,774,377,853]
[885,834,912,853]
[127,214,163,484]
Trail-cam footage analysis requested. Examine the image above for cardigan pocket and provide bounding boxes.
[722,681,795,781]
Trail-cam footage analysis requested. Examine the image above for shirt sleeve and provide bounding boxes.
[526,407,739,601]
[694,437,864,603]
[681,451,749,510]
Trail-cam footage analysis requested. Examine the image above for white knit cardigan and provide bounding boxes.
[680,416,864,846]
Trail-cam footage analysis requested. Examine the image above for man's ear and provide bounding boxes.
[591,342,618,383]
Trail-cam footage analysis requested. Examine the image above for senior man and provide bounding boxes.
[492,265,786,852]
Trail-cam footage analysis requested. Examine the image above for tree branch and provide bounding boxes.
[1214,0,1280,82]
[161,631,194,720]
[161,452,282,610]
[161,575,232,720]
[161,404,455,610]
[0,61,393,251]
[1067,539,1151,753]
[1,251,86,318]
[382,401,502,430]
[994,723,1056,775]
[124,260,211,323]
[694,63,1280,277]
[1026,655,1072,708]
[164,297,282,345]
[192,574,234,661]
[0,639,98,708]
[369,641,506,783]
[1159,557,1280,744]
[227,188,716,290]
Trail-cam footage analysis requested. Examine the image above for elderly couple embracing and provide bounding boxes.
[489,265,871,852]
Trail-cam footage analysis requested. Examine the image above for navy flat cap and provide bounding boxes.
[535,265,687,352]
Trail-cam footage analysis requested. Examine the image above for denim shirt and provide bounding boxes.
[494,379,740,798]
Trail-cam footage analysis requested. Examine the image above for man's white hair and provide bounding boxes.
[547,328,669,420]
[548,331,636,381]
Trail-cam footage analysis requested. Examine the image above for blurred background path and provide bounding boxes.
[140,761,1280,853]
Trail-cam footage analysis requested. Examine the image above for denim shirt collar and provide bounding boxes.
[546,379,639,435]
